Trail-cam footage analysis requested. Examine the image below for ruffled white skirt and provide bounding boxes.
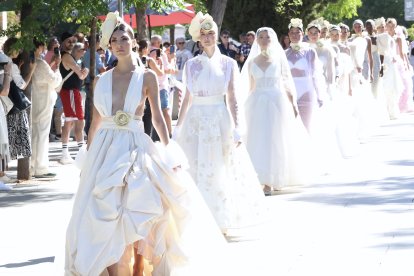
[65,120,227,276]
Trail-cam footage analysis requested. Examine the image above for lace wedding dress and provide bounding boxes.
[175,48,267,234]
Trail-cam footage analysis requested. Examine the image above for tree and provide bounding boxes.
[1,0,108,180]
[352,0,411,27]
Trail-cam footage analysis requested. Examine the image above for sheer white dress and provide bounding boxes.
[176,47,267,234]
[243,51,309,189]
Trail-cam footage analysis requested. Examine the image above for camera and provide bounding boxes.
[29,51,35,63]
[169,45,176,54]
[141,56,147,66]
[54,47,60,56]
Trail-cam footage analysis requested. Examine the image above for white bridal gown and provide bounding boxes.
[65,67,227,276]
[244,58,309,189]
[176,48,267,234]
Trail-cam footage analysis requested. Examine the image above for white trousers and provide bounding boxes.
[31,90,56,175]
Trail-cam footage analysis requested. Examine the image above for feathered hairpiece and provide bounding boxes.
[338,23,350,31]
[374,17,386,28]
[188,12,218,42]
[100,11,134,50]
[308,17,330,31]
[288,18,303,31]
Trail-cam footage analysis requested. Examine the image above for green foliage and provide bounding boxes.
[352,0,409,27]
[322,0,362,21]
[407,24,414,41]
[0,0,109,51]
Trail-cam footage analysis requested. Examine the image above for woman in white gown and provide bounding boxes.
[241,27,308,193]
[65,12,227,276]
[285,18,325,134]
[174,12,267,233]
[376,17,404,120]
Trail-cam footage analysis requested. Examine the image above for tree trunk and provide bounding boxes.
[210,0,228,34]
[17,1,32,180]
[135,5,148,40]
[169,25,175,44]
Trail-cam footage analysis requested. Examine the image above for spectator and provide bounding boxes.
[0,58,12,184]
[218,29,238,59]
[58,32,89,164]
[149,35,174,139]
[239,30,255,68]
[44,36,60,71]
[173,37,193,118]
[193,41,204,56]
[83,34,106,136]
[3,37,36,165]
[279,34,290,50]
[137,39,164,136]
[31,38,62,178]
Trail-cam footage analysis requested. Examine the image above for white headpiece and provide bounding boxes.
[308,18,330,31]
[100,11,134,50]
[289,18,303,31]
[374,17,386,28]
[188,12,218,42]
[240,27,298,118]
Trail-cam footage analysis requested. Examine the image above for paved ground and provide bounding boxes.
[0,114,413,276]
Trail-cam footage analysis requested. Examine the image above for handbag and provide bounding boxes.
[0,95,14,114]
[8,81,31,114]
[55,70,74,92]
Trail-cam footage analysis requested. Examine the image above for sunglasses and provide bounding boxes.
[177,42,185,45]
[221,36,229,38]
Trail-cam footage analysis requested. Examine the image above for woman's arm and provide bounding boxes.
[366,37,374,81]
[0,62,12,96]
[147,57,164,77]
[145,71,170,145]
[226,60,240,129]
[86,77,102,150]
[176,63,192,127]
[176,87,191,127]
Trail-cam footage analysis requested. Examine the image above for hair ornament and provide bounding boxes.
[189,12,218,42]
[289,18,303,31]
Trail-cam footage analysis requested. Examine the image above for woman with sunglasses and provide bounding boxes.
[218,29,238,60]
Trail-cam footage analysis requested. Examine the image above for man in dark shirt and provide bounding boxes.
[58,32,89,164]
[218,30,239,60]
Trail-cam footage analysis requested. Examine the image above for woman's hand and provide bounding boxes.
[292,104,299,117]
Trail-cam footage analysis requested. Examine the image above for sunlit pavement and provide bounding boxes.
[1,114,413,276]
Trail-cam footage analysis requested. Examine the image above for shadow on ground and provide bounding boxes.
[288,176,414,211]
[0,256,55,268]
[0,188,73,207]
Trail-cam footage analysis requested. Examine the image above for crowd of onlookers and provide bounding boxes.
[0,27,259,185]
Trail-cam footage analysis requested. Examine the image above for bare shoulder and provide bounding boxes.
[143,70,157,87]
[144,69,157,81]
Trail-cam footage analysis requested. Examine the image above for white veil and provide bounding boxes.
[240,27,298,109]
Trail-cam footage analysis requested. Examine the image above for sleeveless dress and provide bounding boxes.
[244,60,308,189]
[65,67,227,276]
[176,50,268,234]
[285,45,325,133]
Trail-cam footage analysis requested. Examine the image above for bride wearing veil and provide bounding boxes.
[241,27,310,195]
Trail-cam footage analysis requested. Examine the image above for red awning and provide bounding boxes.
[98,4,195,29]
